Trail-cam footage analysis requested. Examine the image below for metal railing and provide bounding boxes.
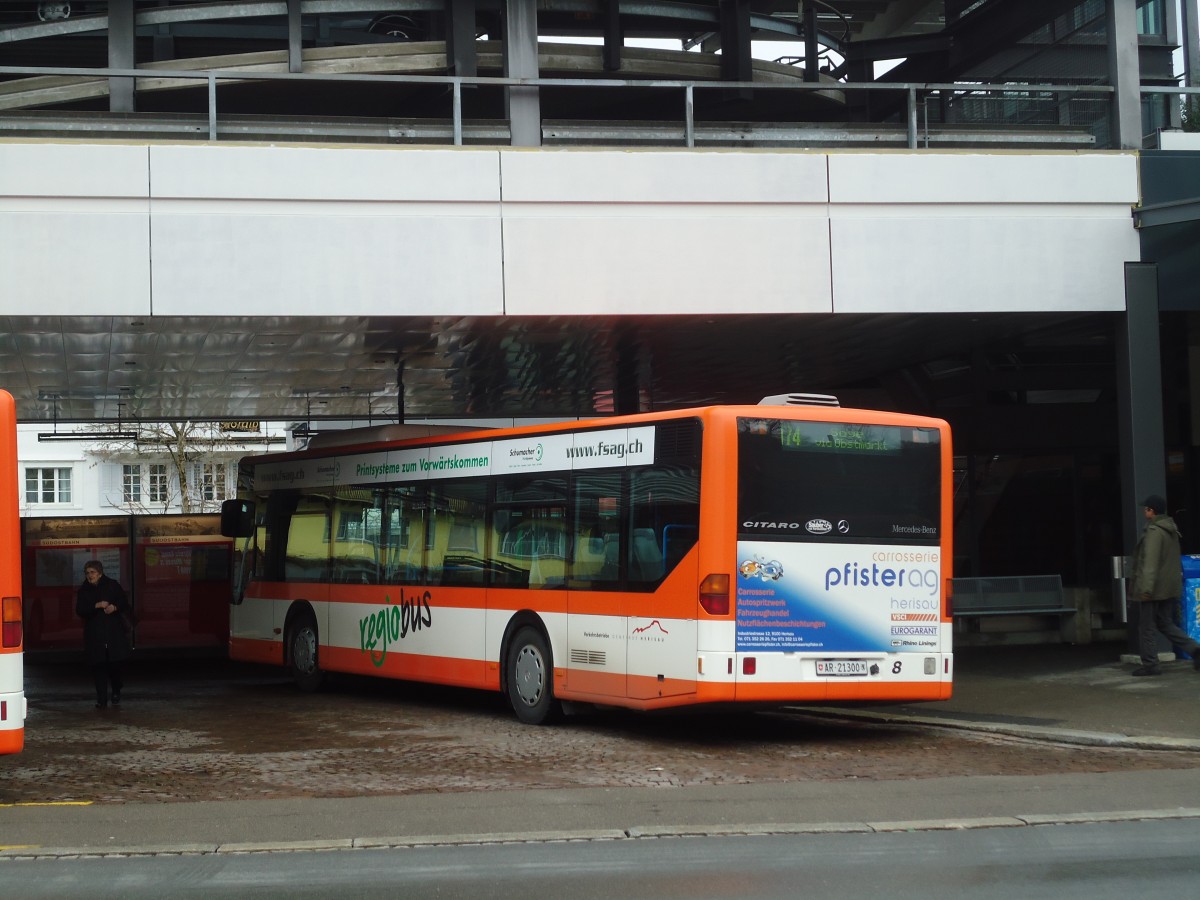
[0,63,1161,148]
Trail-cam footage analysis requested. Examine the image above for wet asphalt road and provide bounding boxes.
[4,654,1198,807]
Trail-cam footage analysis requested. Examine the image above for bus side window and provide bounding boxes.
[572,473,623,590]
[492,474,567,589]
[285,493,332,583]
[630,528,663,582]
[663,524,698,572]
[248,526,266,581]
[428,480,488,587]
[382,485,426,585]
[260,490,299,583]
[628,464,699,590]
[330,488,379,584]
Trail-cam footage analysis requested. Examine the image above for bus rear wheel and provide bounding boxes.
[505,626,560,725]
[288,615,324,693]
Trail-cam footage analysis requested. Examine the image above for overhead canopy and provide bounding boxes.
[2,311,1118,438]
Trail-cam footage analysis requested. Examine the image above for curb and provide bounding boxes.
[788,707,1200,752]
[4,809,1200,860]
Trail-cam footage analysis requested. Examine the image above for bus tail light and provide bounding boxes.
[945,578,954,617]
[742,657,756,676]
[2,596,21,649]
[699,574,729,615]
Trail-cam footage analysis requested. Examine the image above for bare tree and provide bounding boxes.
[88,421,245,514]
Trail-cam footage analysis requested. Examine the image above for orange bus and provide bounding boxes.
[221,396,953,724]
[1,389,25,753]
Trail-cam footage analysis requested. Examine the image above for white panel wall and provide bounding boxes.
[148,145,505,316]
[827,153,1140,313]
[828,152,1138,204]
[0,143,151,315]
[832,214,1135,313]
[499,150,833,315]
[0,141,1141,319]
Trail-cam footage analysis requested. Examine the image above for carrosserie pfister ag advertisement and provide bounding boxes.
[735,541,941,653]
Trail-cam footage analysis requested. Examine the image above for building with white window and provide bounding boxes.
[16,423,286,518]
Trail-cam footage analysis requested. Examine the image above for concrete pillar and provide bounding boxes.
[108,0,135,113]
[1117,263,1167,551]
[503,0,541,147]
[803,2,819,82]
[1106,0,1142,149]
[447,0,479,77]
[603,0,622,72]
[288,0,303,74]
[719,0,752,83]
[1117,263,1168,653]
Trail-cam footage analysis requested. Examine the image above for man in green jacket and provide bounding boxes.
[1130,495,1200,676]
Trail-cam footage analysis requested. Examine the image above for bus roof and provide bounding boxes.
[237,404,950,468]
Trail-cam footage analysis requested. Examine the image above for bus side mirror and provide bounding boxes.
[220,499,255,538]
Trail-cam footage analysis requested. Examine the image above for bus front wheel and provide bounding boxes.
[505,626,560,725]
[288,615,324,693]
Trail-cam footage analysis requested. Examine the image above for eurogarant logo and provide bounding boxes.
[890,625,938,636]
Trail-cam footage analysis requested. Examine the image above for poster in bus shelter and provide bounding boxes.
[735,541,942,653]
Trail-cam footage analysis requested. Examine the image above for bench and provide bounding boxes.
[951,575,1074,618]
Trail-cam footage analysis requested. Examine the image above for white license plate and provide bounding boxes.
[816,659,869,677]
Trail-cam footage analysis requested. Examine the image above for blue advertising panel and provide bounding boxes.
[1180,555,1200,660]
[735,540,942,654]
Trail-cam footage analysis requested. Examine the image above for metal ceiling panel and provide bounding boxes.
[0,310,1118,425]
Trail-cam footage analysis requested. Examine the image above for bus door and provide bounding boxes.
[565,473,626,697]
[625,526,698,701]
[624,467,699,702]
[234,489,333,659]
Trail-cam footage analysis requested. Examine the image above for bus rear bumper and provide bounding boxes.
[0,691,26,754]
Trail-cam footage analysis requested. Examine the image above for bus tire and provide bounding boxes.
[505,626,561,725]
[288,614,324,693]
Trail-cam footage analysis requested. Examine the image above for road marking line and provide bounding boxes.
[0,801,93,808]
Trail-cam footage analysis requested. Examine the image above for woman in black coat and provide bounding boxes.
[75,560,131,709]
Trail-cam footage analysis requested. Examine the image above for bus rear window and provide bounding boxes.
[737,418,940,544]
